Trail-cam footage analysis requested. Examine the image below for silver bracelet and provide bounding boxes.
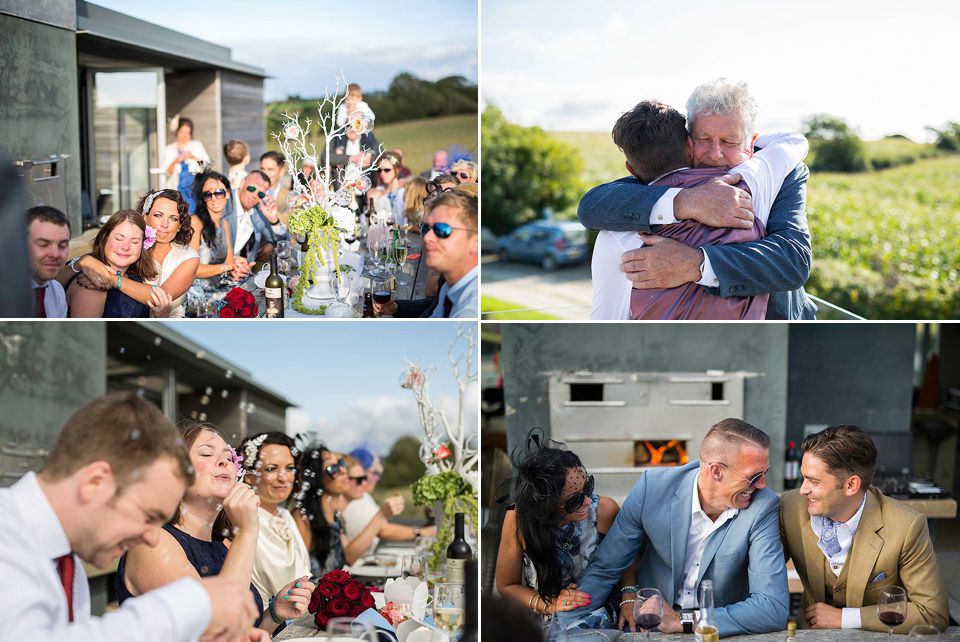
[619,598,636,608]
[69,257,81,273]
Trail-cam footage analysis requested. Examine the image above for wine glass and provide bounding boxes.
[370,277,390,317]
[276,240,292,275]
[401,554,426,582]
[393,239,409,286]
[369,237,386,276]
[878,586,907,635]
[909,624,941,640]
[633,588,663,640]
[432,582,466,640]
[326,616,377,641]
[329,271,347,303]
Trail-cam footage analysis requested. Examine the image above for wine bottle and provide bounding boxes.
[445,512,471,583]
[361,292,374,318]
[695,580,719,642]
[264,252,284,318]
[784,620,797,642]
[784,440,800,490]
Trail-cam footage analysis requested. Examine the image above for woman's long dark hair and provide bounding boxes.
[298,443,338,564]
[192,170,232,248]
[507,431,584,603]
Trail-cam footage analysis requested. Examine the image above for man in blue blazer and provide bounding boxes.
[560,419,789,636]
[578,79,817,320]
[223,170,290,264]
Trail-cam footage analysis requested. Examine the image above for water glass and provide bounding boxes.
[326,616,377,641]
[195,298,217,318]
[401,554,426,582]
[909,625,941,640]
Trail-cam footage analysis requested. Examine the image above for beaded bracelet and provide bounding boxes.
[268,596,284,624]
[619,598,636,608]
[620,585,637,595]
[115,270,123,290]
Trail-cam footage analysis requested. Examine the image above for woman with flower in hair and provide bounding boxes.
[62,210,169,317]
[293,445,404,576]
[60,189,200,317]
[238,431,312,610]
[117,421,313,637]
[495,431,637,630]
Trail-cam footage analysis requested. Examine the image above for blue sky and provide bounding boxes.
[163,321,478,456]
[482,0,960,142]
[91,0,478,101]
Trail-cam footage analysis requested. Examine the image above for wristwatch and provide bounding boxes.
[413,527,421,537]
[680,612,695,634]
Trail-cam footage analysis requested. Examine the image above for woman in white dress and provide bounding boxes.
[190,170,249,282]
[162,117,211,213]
[367,152,406,225]
[239,431,312,610]
[61,189,200,317]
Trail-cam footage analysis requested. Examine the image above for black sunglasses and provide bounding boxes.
[420,222,476,239]
[378,167,394,174]
[202,189,227,202]
[454,172,471,180]
[558,475,595,514]
[324,458,346,478]
[349,475,368,485]
[245,184,266,199]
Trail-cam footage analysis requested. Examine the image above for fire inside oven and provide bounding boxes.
[634,440,688,466]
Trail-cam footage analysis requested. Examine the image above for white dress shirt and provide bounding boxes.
[232,189,256,256]
[0,471,211,641]
[341,493,381,556]
[430,265,479,319]
[30,278,68,318]
[810,495,867,628]
[677,474,739,608]
[591,132,809,320]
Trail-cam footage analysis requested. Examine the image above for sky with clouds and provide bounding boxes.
[482,0,960,142]
[91,0,478,101]
[164,322,478,457]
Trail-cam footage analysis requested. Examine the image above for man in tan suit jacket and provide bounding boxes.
[780,425,948,632]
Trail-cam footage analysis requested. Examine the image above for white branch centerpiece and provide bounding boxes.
[272,74,384,315]
[403,324,479,571]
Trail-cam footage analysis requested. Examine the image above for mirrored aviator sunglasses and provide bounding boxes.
[560,474,595,513]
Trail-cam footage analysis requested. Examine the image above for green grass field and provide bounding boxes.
[546,130,960,319]
[266,113,477,177]
[481,296,561,320]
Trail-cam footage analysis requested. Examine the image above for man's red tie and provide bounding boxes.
[57,554,75,622]
[36,286,46,318]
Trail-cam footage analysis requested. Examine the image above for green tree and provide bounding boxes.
[379,435,427,489]
[803,114,868,172]
[481,104,585,234]
[926,122,960,151]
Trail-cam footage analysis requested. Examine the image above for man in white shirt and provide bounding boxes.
[259,151,290,223]
[27,205,70,318]
[780,425,948,632]
[562,419,787,636]
[0,392,259,641]
[423,190,478,318]
[227,171,290,264]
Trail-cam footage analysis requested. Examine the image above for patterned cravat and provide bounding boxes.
[819,518,842,557]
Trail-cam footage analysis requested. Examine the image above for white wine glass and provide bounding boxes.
[433,582,466,640]
[877,586,907,635]
[633,588,663,640]
[394,239,409,286]
[326,616,377,641]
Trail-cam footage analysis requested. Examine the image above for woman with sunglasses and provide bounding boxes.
[368,151,406,225]
[495,431,635,630]
[450,160,478,184]
[190,170,250,282]
[294,446,404,575]
[238,431,312,610]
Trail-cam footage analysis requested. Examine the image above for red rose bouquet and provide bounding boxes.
[308,569,375,629]
[219,287,258,318]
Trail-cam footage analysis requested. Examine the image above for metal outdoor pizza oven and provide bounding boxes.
[548,370,752,505]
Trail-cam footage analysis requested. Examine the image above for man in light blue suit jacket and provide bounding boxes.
[560,419,789,637]
[578,79,817,320]
[222,171,290,264]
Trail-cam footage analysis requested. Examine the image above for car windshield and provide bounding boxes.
[563,229,587,243]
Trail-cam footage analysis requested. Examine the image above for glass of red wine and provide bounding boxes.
[877,586,907,635]
[633,588,663,640]
[371,277,391,317]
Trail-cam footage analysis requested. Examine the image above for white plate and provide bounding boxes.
[254,271,287,289]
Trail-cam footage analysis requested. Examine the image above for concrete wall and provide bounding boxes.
[0,0,74,30]
[501,323,790,486]
[221,71,267,173]
[0,11,83,232]
[165,69,221,172]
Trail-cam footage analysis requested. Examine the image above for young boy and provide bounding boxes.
[223,138,250,190]
[590,100,808,320]
[336,83,376,128]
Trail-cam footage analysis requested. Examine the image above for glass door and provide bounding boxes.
[89,69,164,223]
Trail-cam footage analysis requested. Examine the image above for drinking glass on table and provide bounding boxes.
[878,586,907,635]
[326,616,377,641]
[371,277,390,317]
[401,555,426,582]
[275,240,292,275]
[633,588,663,639]
[393,239,409,286]
[909,625,941,641]
[369,237,386,276]
[195,297,217,318]
[433,582,466,640]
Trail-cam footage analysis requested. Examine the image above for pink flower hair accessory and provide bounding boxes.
[229,445,245,481]
[143,225,158,250]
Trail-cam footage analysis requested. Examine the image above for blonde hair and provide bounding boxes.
[403,176,428,225]
[450,160,478,181]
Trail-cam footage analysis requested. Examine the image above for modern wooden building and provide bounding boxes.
[0,0,267,233]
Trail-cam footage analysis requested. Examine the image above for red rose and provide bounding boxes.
[360,591,375,608]
[329,598,350,616]
[350,603,366,618]
[219,307,235,318]
[318,580,341,598]
[226,288,243,300]
[240,305,254,317]
[314,609,332,629]
[325,570,352,584]
[343,581,362,600]
[229,297,243,310]
[308,587,324,613]
[244,291,255,305]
